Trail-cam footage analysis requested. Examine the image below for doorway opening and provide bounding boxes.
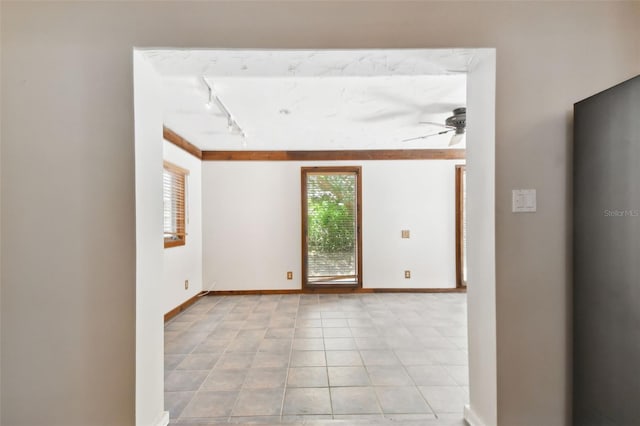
[134,47,497,426]
[301,166,362,288]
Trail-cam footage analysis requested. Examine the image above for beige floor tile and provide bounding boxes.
[325,350,363,366]
[290,350,326,367]
[231,388,284,416]
[165,370,209,392]
[366,365,413,386]
[287,367,328,387]
[375,386,433,414]
[176,353,221,371]
[360,350,400,366]
[252,352,290,369]
[243,368,287,389]
[419,385,469,414]
[180,390,238,418]
[323,337,357,350]
[328,366,371,387]
[330,386,380,414]
[283,388,331,415]
[201,369,247,391]
[406,365,457,386]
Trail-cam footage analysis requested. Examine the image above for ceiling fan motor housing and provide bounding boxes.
[446,107,466,134]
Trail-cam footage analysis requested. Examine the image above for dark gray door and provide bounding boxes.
[573,75,640,425]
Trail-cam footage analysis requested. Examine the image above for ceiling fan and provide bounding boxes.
[403,107,466,146]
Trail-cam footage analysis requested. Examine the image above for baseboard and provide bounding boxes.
[164,291,206,322]
[205,287,466,296]
[366,287,467,293]
[152,411,169,426]
[464,404,489,426]
[165,286,465,319]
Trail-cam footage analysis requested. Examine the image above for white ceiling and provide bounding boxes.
[144,49,469,151]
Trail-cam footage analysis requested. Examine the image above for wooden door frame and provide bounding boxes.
[301,166,363,290]
[455,164,467,288]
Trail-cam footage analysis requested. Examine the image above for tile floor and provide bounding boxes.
[165,293,468,425]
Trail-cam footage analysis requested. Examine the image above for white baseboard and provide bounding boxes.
[152,411,169,426]
[464,404,489,426]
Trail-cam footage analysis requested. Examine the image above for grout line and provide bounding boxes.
[279,294,299,420]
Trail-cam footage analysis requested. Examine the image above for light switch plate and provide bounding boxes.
[512,189,536,213]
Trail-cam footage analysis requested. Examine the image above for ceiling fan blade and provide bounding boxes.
[419,121,454,129]
[449,133,465,146]
[402,129,454,142]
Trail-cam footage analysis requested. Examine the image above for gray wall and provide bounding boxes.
[1,2,640,425]
[573,76,640,425]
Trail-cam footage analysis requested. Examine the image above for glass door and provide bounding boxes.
[302,167,362,288]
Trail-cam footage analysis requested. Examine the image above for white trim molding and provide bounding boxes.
[464,404,490,426]
[152,411,169,426]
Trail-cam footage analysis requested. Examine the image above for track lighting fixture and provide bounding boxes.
[202,76,246,139]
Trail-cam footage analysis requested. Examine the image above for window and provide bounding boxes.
[455,164,467,287]
[163,161,188,248]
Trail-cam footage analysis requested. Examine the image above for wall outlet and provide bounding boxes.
[287,271,293,280]
[404,270,411,279]
[401,230,410,239]
[184,280,189,290]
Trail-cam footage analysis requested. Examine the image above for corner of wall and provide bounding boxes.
[134,49,166,426]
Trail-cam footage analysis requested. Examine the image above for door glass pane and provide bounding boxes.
[306,172,357,284]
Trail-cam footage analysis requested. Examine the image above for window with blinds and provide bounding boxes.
[163,161,188,248]
[302,167,362,287]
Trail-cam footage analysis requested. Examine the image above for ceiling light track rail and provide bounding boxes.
[202,76,246,139]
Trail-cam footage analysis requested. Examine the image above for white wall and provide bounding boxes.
[202,160,463,291]
[364,160,463,288]
[162,140,202,313]
[202,161,300,291]
[465,50,497,426]
[2,2,639,426]
[134,53,167,426]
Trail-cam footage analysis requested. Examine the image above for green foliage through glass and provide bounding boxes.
[307,174,356,253]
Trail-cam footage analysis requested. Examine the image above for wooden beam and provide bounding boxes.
[201,149,465,162]
[163,126,203,160]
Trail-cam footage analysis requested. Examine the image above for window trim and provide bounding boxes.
[301,166,363,290]
[163,161,189,249]
[455,164,467,287]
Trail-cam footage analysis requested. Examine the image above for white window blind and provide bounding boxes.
[163,161,188,248]
[306,172,358,283]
